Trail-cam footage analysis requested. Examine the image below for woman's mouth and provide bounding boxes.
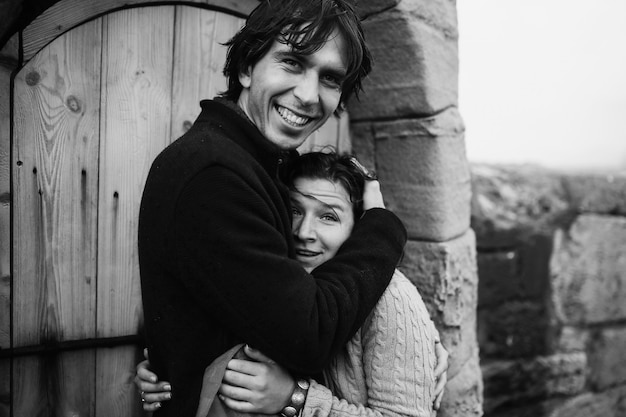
[295,248,321,257]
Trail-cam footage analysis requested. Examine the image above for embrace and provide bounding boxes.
[137,1,448,416]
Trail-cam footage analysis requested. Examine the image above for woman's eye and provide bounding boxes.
[291,208,302,216]
[321,214,338,222]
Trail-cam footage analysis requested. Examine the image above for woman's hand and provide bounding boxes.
[134,348,172,411]
[219,345,295,414]
[432,341,449,410]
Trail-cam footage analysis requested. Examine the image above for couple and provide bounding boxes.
[137,1,448,416]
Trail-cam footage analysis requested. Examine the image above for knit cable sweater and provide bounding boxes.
[302,269,437,417]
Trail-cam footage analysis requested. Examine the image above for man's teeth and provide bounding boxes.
[277,106,310,127]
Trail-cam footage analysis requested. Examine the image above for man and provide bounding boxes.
[139,1,441,415]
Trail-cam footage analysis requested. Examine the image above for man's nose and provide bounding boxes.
[293,216,316,241]
[293,72,320,106]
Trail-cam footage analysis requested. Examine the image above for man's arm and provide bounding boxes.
[173,166,406,374]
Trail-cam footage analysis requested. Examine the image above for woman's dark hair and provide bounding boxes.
[280,152,367,218]
[221,0,372,113]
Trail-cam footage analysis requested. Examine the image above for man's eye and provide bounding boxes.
[283,59,301,69]
[322,74,342,88]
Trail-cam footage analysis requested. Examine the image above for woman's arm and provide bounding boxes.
[304,271,437,417]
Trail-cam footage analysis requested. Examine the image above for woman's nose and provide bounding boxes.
[293,216,316,241]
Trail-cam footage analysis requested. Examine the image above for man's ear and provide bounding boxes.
[239,66,252,88]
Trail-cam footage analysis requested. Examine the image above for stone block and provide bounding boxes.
[399,230,478,377]
[353,110,470,241]
[384,180,470,241]
[544,385,626,417]
[477,250,519,307]
[349,2,458,119]
[563,174,626,216]
[550,214,626,325]
[550,326,589,353]
[470,164,571,249]
[482,353,587,413]
[357,0,400,17]
[478,301,548,359]
[438,351,483,417]
[587,326,626,390]
[374,109,467,184]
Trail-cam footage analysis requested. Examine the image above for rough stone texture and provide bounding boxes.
[349,0,459,119]
[486,385,626,417]
[482,353,587,414]
[352,108,470,241]
[563,174,626,216]
[439,352,483,417]
[471,164,572,249]
[478,301,548,359]
[543,385,626,417]
[587,327,626,390]
[477,234,550,309]
[400,230,478,377]
[550,214,626,325]
[357,0,401,17]
[550,326,589,353]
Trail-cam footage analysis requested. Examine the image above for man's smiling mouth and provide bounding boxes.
[276,105,312,127]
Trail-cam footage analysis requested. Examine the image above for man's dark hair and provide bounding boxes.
[221,0,372,112]
[280,152,367,219]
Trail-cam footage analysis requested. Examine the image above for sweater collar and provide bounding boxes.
[197,97,297,175]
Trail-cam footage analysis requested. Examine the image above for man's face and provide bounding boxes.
[237,30,347,150]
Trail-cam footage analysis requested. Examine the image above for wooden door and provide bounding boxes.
[9,3,349,416]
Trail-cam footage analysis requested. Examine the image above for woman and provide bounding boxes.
[136,153,446,416]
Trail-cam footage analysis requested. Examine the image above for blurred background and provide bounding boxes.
[459,0,626,174]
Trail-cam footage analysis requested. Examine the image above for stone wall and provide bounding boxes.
[353,1,482,416]
[472,164,626,417]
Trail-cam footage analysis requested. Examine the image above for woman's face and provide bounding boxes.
[290,177,355,273]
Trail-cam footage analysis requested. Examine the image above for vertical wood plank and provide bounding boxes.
[96,7,175,416]
[171,7,244,140]
[12,18,102,416]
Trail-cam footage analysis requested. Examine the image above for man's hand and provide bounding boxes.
[219,345,295,414]
[363,180,385,210]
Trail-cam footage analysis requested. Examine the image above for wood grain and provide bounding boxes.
[96,7,175,415]
[12,17,101,414]
[22,0,260,62]
[170,7,244,140]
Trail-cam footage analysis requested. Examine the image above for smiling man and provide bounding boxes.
[138,1,409,415]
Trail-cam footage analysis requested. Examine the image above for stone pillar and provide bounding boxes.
[350,1,482,416]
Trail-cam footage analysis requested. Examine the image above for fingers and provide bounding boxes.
[244,345,275,363]
[223,367,257,389]
[218,393,254,413]
[362,180,385,210]
[143,347,150,361]
[433,372,446,410]
[136,360,158,384]
[140,388,172,412]
[433,342,449,377]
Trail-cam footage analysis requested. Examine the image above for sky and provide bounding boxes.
[457,0,626,173]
